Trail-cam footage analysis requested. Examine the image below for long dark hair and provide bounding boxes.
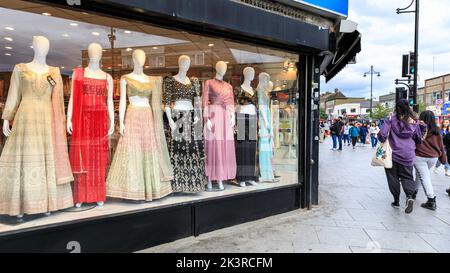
[419,110,439,136]
[395,99,415,122]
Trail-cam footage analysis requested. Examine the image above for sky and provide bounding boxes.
[321,0,450,100]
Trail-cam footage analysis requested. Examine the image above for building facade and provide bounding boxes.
[379,92,396,110]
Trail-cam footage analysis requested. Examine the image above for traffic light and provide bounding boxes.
[409,52,416,75]
[395,87,407,104]
[402,54,409,78]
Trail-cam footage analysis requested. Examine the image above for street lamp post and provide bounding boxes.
[364,65,381,118]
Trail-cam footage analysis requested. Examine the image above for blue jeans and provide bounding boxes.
[370,134,378,148]
[332,134,342,150]
[343,134,350,144]
[360,133,367,144]
[435,160,450,171]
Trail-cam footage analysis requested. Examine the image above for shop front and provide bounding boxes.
[0,0,355,252]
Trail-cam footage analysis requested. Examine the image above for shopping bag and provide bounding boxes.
[371,139,392,168]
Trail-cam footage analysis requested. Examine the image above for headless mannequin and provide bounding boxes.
[238,67,257,187]
[119,49,151,136]
[67,42,114,208]
[206,61,235,191]
[3,36,51,219]
[165,55,196,131]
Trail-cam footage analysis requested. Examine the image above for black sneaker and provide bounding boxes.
[446,188,450,196]
[421,197,436,211]
[391,200,400,208]
[405,197,414,214]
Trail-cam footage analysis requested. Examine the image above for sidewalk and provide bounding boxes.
[139,138,450,253]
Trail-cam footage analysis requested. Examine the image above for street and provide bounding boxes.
[140,138,450,253]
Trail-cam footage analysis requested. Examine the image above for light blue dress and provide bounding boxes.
[258,89,275,181]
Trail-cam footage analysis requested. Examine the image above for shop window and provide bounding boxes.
[350,108,356,113]
[0,2,299,233]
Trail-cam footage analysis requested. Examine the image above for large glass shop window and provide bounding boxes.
[0,1,299,232]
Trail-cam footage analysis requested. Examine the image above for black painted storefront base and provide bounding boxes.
[0,185,300,253]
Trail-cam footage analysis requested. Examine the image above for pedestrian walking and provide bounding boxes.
[369,122,379,148]
[378,99,427,214]
[433,119,450,176]
[343,122,351,146]
[349,122,360,150]
[359,123,368,146]
[414,111,446,211]
[319,121,325,143]
[330,117,344,151]
[442,132,450,197]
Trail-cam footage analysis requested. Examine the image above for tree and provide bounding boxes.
[320,108,328,120]
[372,104,390,120]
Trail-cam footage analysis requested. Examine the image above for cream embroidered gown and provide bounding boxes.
[0,63,74,216]
[106,76,173,201]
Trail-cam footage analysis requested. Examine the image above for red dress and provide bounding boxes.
[69,68,109,203]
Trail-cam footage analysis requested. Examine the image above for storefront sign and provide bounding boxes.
[291,0,349,17]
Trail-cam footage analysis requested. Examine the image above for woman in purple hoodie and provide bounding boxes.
[378,99,427,214]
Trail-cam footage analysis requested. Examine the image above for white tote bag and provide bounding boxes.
[371,138,393,168]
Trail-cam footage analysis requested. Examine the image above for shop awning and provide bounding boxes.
[324,30,361,82]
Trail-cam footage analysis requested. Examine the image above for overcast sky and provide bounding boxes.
[321,0,450,100]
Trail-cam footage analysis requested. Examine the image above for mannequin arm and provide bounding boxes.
[119,78,127,135]
[165,106,176,131]
[106,75,114,136]
[66,71,75,135]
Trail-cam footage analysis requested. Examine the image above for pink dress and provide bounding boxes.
[202,78,236,181]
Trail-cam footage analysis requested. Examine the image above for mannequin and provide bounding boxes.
[238,67,257,116]
[3,36,50,137]
[235,67,258,187]
[163,55,207,193]
[120,49,150,135]
[106,49,173,201]
[66,43,114,208]
[1,36,74,218]
[257,73,275,182]
[165,55,194,131]
[203,61,236,191]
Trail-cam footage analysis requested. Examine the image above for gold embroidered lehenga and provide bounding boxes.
[106,76,173,201]
[0,63,74,216]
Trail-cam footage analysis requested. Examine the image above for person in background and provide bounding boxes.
[323,121,330,138]
[343,122,351,146]
[349,122,360,150]
[433,119,450,176]
[370,122,380,148]
[319,121,325,143]
[414,111,446,211]
[330,117,344,151]
[359,122,369,146]
[378,99,427,214]
[442,132,450,197]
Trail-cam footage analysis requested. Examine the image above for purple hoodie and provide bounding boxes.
[378,114,426,166]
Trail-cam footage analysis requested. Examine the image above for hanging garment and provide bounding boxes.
[235,86,258,182]
[202,78,236,181]
[271,102,280,149]
[163,76,207,193]
[258,87,274,181]
[69,68,109,204]
[106,76,173,201]
[0,63,74,216]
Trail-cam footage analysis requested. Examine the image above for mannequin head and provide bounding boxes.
[32,36,50,58]
[132,49,146,68]
[243,67,255,82]
[258,72,270,87]
[215,61,227,77]
[178,55,191,73]
[87,43,103,63]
